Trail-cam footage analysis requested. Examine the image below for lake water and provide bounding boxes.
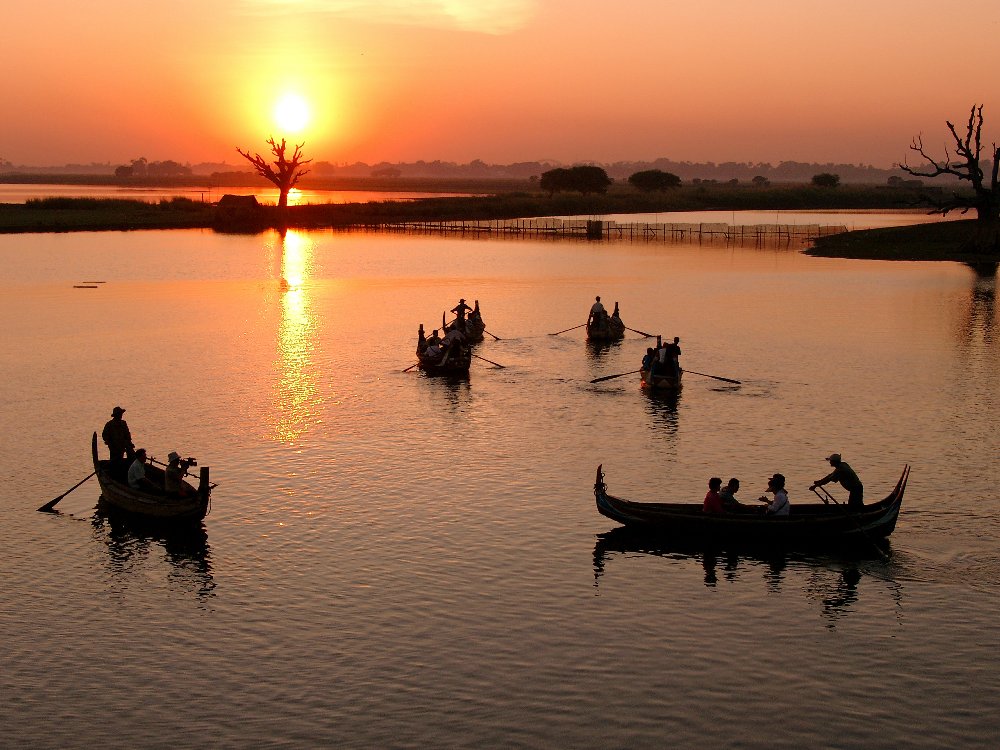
[1,220,997,749]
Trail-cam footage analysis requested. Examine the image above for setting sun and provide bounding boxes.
[274,93,310,134]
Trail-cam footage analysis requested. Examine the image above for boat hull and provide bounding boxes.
[92,432,210,521]
[594,464,908,545]
[586,316,625,342]
[417,345,472,376]
[640,368,683,390]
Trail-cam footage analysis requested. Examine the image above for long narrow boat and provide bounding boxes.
[586,302,625,342]
[595,464,908,544]
[92,432,211,521]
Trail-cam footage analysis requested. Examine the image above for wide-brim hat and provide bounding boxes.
[112,406,126,415]
[168,451,180,463]
[767,473,786,488]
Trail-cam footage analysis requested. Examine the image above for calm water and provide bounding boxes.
[1,222,997,749]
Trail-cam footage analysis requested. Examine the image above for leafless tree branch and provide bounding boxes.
[236,137,312,209]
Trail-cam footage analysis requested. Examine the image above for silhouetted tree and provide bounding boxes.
[539,166,612,195]
[899,104,999,224]
[811,173,840,188]
[236,137,312,209]
[628,169,681,192]
[752,175,770,187]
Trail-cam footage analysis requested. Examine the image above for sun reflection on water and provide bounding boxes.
[272,229,321,443]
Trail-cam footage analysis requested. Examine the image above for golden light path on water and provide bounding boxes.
[273,229,320,444]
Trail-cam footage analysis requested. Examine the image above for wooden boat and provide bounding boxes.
[92,432,211,521]
[594,464,908,544]
[415,324,472,376]
[640,367,683,390]
[586,302,625,342]
[443,300,486,344]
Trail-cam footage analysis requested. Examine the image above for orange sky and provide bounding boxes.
[3,0,998,167]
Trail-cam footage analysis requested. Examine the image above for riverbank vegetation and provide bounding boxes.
[0,197,215,232]
[1,181,947,232]
[4,183,996,262]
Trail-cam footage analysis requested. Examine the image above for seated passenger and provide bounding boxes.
[703,477,725,514]
[127,448,159,492]
[165,451,194,497]
[443,327,466,347]
[759,473,790,516]
[641,348,655,372]
[720,478,742,511]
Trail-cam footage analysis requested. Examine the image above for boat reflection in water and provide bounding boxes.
[592,526,901,627]
[90,507,216,603]
[643,386,681,440]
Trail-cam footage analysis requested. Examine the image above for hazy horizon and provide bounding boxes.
[2,1,997,168]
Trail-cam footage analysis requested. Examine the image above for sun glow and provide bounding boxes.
[273,93,310,134]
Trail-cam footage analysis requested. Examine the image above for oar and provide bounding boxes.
[473,353,506,368]
[625,326,654,337]
[402,362,419,373]
[38,471,96,512]
[685,370,742,385]
[484,329,501,341]
[812,486,837,505]
[590,369,641,384]
[549,323,586,336]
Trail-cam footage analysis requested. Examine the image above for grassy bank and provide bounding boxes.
[0,197,216,232]
[6,187,997,267]
[1,183,950,234]
[807,219,999,263]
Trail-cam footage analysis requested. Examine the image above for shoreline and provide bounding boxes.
[806,220,998,264]
[2,191,996,264]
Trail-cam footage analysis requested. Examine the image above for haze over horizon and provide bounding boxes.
[3,1,998,169]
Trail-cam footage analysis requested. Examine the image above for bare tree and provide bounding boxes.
[899,104,999,224]
[236,137,312,210]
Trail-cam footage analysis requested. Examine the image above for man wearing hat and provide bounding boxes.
[811,454,864,509]
[759,473,790,516]
[450,298,472,331]
[101,406,134,474]
[165,451,194,497]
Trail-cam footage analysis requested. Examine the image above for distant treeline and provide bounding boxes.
[3,156,978,185]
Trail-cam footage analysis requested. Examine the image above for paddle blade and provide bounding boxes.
[37,497,64,513]
[38,471,96,511]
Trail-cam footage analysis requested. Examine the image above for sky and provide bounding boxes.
[3,0,999,168]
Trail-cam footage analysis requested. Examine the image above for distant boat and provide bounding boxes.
[443,300,486,344]
[594,464,908,544]
[92,432,211,522]
[586,302,625,342]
